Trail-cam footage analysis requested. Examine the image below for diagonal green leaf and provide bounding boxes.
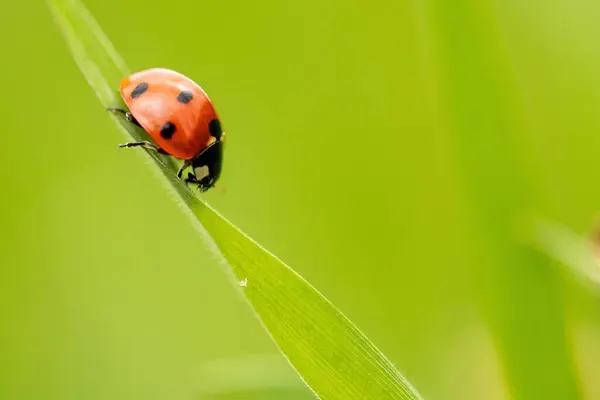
[534,218,600,291]
[47,0,424,398]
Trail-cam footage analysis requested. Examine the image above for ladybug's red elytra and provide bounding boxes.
[107,68,224,192]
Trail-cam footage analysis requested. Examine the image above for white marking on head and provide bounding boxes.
[194,165,210,181]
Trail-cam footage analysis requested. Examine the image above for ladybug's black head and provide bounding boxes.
[190,140,223,192]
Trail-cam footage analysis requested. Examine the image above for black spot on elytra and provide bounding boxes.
[177,90,194,104]
[208,119,222,140]
[131,82,149,99]
[160,121,176,139]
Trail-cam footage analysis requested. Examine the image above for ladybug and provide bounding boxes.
[107,68,224,192]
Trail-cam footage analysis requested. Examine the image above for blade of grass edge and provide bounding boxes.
[534,218,600,292]
[47,0,424,399]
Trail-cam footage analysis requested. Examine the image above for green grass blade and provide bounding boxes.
[422,1,582,398]
[534,218,600,290]
[47,0,424,398]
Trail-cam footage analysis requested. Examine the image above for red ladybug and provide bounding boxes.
[107,68,224,192]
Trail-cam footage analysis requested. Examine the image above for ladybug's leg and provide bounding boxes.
[108,108,168,154]
[185,173,208,191]
[185,172,199,184]
[183,172,211,192]
[177,160,192,179]
[106,107,141,128]
[118,141,159,151]
[184,172,212,192]
[118,141,170,158]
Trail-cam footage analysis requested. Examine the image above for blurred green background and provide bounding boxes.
[2,0,600,399]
